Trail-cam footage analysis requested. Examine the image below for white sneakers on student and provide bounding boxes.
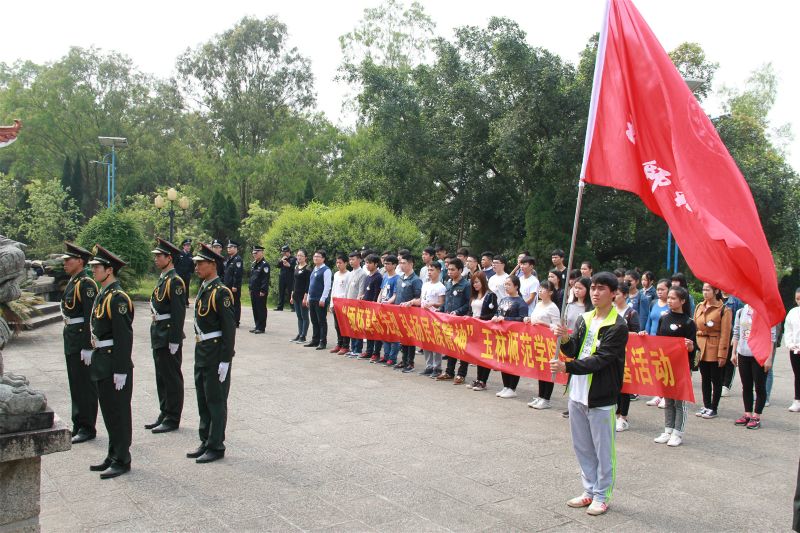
[498,388,517,399]
[527,397,541,408]
[496,387,508,397]
[654,431,672,444]
[615,418,629,432]
[721,386,731,397]
[646,396,661,406]
[789,400,800,412]
[667,432,683,447]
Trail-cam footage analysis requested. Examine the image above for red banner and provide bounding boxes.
[334,299,694,402]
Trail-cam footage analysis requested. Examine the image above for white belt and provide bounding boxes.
[94,339,114,348]
[152,313,171,322]
[63,316,85,325]
[195,331,222,342]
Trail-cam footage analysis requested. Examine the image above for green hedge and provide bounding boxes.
[261,201,424,262]
[77,209,151,287]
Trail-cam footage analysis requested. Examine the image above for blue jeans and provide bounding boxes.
[293,298,309,338]
[384,342,400,362]
[350,338,363,354]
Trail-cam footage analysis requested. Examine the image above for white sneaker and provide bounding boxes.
[616,419,629,432]
[667,433,683,447]
[721,386,730,397]
[586,500,609,516]
[498,388,518,399]
[646,396,661,406]
[765,400,770,407]
[695,408,708,417]
[789,400,800,412]
[657,398,666,409]
[527,397,541,408]
[534,399,551,410]
[496,387,508,397]
[654,432,672,444]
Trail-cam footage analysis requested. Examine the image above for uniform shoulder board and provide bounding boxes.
[112,290,133,315]
[264,265,269,272]
[236,262,242,268]
[173,275,186,295]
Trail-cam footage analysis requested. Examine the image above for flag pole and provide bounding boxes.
[553,0,611,378]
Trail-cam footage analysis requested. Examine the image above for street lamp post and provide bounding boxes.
[154,187,190,242]
[93,137,127,208]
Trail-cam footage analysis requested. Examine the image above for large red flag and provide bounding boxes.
[580,0,784,363]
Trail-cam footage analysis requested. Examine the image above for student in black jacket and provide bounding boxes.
[649,286,696,448]
[551,272,628,516]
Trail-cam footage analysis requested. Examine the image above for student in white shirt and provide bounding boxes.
[412,261,446,376]
[524,281,561,409]
[488,255,509,301]
[330,254,351,354]
[518,256,540,315]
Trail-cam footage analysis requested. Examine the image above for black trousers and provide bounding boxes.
[95,372,132,467]
[400,345,416,366]
[738,355,767,415]
[277,275,292,309]
[180,274,191,305]
[153,346,184,425]
[539,380,555,401]
[195,363,231,451]
[250,290,268,331]
[476,365,491,383]
[723,344,736,388]
[445,356,469,377]
[333,310,349,348]
[699,360,724,410]
[65,351,98,435]
[308,299,329,345]
[791,350,800,400]
[617,393,631,416]
[501,372,520,390]
[232,288,242,326]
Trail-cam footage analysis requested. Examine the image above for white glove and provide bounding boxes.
[218,362,230,383]
[80,349,93,366]
[113,373,127,391]
[169,343,180,355]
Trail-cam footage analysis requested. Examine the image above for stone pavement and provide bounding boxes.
[3,302,798,532]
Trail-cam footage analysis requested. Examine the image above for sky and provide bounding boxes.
[2,0,797,170]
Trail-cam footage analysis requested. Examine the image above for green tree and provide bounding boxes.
[18,177,81,257]
[71,155,84,212]
[202,190,239,243]
[668,42,718,101]
[239,201,278,247]
[61,156,71,195]
[76,209,150,286]
[177,16,316,214]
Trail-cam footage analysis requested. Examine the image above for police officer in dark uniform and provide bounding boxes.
[60,242,99,444]
[174,238,194,307]
[146,238,186,433]
[275,245,295,311]
[223,240,243,327]
[249,245,270,334]
[87,245,134,479]
[186,243,236,464]
[211,239,225,279]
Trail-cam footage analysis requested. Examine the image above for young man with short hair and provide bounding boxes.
[551,249,567,288]
[304,250,333,350]
[345,251,367,356]
[551,272,628,516]
[359,254,384,361]
[456,247,470,278]
[436,258,471,381]
[378,255,400,365]
[414,261,445,376]
[518,256,540,315]
[419,246,436,284]
[395,252,423,373]
[330,254,351,353]
[488,255,510,300]
[480,251,495,279]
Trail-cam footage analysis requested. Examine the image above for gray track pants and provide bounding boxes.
[568,400,617,504]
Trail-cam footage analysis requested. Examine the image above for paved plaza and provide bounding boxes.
[3,302,798,532]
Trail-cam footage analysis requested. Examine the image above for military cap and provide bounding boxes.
[280,245,290,253]
[252,244,265,252]
[61,242,94,262]
[181,238,192,246]
[227,240,240,248]
[151,237,182,258]
[193,242,225,263]
[88,244,127,271]
[211,239,223,248]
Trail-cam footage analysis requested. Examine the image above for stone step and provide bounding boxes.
[33,302,61,314]
[24,312,62,330]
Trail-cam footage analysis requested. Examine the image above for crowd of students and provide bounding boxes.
[283,244,800,442]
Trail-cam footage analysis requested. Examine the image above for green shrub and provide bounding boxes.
[77,209,151,287]
[261,201,423,259]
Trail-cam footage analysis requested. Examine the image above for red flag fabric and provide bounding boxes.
[580,0,784,363]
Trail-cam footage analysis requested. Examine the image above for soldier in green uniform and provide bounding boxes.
[87,245,134,479]
[187,242,236,463]
[145,238,186,434]
[60,242,99,444]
